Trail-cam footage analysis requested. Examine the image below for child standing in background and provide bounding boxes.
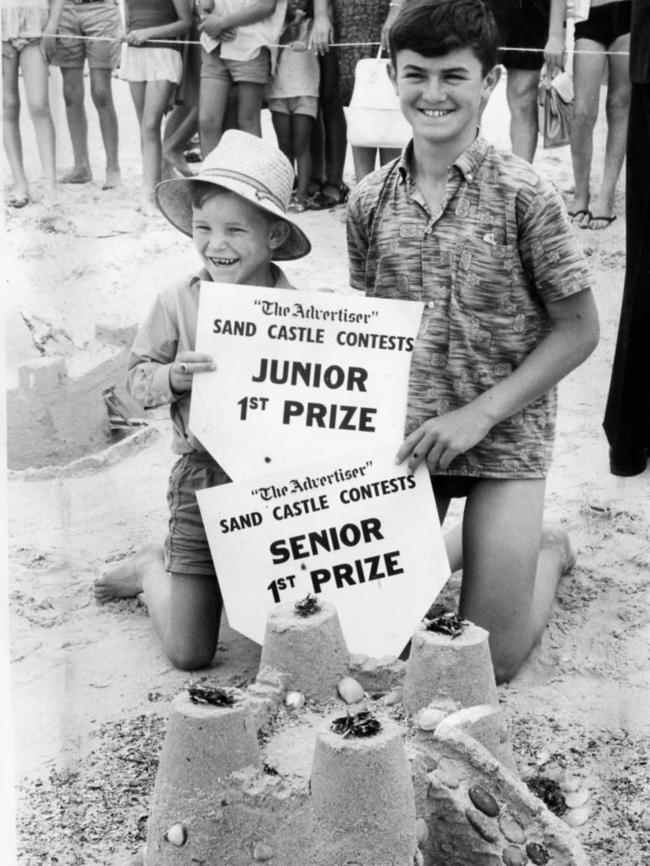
[2,0,64,207]
[197,0,287,153]
[121,0,192,213]
[267,0,320,211]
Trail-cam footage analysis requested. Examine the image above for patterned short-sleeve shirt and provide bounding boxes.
[347,136,592,478]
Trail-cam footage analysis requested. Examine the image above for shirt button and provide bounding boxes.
[427,301,435,309]
[467,173,473,181]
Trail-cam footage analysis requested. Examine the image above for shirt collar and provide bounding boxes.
[397,133,489,185]
[190,263,294,290]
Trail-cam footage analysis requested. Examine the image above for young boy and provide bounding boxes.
[267,0,320,210]
[198,0,287,153]
[94,130,311,670]
[347,0,600,683]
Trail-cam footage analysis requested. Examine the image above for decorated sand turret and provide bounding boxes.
[143,597,590,866]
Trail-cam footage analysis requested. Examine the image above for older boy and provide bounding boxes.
[53,0,122,187]
[94,131,310,670]
[347,0,599,682]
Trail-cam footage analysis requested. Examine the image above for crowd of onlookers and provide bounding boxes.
[2,0,632,228]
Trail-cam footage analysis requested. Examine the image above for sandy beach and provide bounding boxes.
[3,70,650,864]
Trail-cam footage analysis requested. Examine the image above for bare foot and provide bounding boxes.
[94,544,162,604]
[60,167,93,184]
[103,169,122,190]
[540,524,576,574]
[112,847,145,866]
[568,200,590,227]
[137,198,160,218]
[163,150,197,178]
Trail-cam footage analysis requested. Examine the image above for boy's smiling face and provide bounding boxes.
[192,190,288,287]
[390,47,500,153]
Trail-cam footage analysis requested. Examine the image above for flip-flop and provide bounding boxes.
[587,214,617,230]
[568,208,590,222]
[7,192,29,208]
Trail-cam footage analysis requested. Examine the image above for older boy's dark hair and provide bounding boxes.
[388,0,499,75]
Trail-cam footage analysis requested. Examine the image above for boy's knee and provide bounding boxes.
[27,99,51,122]
[90,81,113,112]
[165,641,215,671]
[3,94,20,120]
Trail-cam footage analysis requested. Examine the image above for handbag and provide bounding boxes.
[345,49,411,149]
[538,71,573,149]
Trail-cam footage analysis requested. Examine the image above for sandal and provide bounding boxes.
[568,208,590,223]
[308,182,349,210]
[587,214,617,230]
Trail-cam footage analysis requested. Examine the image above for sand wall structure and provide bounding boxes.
[143,600,590,866]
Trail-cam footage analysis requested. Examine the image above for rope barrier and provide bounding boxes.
[47,33,631,56]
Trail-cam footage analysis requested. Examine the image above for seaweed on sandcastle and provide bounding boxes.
[331,709,382,739]
[187,683,236,706]
[294,593,321,618]
[425,608,470,639]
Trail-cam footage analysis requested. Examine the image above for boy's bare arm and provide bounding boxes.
[311,0,333,54]
[42,0,66,61]
[397,289,600,472]
[200,0,278,39]
[544,0,568,73]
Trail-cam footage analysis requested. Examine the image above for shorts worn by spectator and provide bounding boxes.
[53,0,121,69]
[492,0,550,70]
[53,0,122,187]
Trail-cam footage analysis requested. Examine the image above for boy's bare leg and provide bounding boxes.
[2,49,30,199]
[588,34,631,227]
[60,67,93,183]
[236,82,266,137]
[570,41,606,224]
[94,543,163,602]
[198,77,230,155]
[458,479,572,684]
[89,67,121,189]
[505,67,540,163]
[95,545,221,670]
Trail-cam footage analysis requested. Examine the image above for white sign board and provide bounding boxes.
[190,285,423,479]
[196,447,450,659]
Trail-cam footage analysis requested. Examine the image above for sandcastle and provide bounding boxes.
[143,600,590,865]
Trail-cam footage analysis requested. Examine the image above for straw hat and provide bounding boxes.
[155,130,311,261]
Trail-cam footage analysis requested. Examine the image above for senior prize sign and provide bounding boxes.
[196,447,449,659]
[190,285,423,479]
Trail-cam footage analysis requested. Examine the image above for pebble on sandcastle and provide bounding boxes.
[141,598,591,865]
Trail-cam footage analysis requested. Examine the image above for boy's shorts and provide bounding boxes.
[53,0,121,70]
[430,475,479,501]
[491,0,550,71]
[164,452,231,578]
[200,46,271,84]
[574,0,631,47]
[267,96,319,118]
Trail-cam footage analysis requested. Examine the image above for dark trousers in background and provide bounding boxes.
[603,83,650,475]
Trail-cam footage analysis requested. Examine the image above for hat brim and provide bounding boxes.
[155,174,311,261]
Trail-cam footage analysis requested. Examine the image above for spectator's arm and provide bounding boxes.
[42,0,65,61]
[544,0,568,74]
[213,0,278,31]
[311,0,333,54]
[381,1,402,52]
